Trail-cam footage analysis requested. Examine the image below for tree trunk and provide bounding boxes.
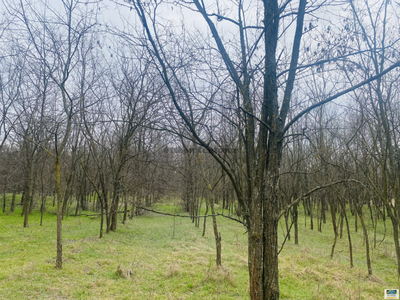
[339,210,344,239]
[358,209,372,276]
[248,212,263,299]
[386,207,400,276]
[10,190,15,213]
[391,219,400,276]
[40,196,45,226]
[23,165,34,228]
[321,199,326,224]
[309,198,314,230]
[99,199,104,239]
[2,189,6,213]
[202,202,209,237]
[339,199,353,267]
[110,178,120,231]
[209,197,221,267]
[330,200,338,258]
[355,211,358,232]
[262,215,279,300]
[293,203,299,245]
[317,199,321,232]
[55,155,63,269]
[75,196,80,216]
[122,197,128,224]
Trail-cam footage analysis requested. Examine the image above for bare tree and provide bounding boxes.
[14,0,100,269]
[126,0,400,298]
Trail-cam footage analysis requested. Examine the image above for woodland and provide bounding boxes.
[1,0,400,299]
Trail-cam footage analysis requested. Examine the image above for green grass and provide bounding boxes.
[0,197,399,299]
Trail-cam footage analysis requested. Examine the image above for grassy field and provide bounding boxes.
[0,196,399,299]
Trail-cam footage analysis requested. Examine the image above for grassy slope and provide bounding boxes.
[0,196,399,299]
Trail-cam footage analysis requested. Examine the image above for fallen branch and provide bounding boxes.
[73,205,245,225]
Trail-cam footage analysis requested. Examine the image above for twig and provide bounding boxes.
[216,212,245,226]
[278,219,294,255]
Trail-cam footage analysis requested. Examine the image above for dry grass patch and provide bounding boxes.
[164,263,180,278]
[205,266,236,287]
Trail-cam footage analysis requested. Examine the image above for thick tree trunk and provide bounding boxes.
[263,211,279,300]
[248,215,263,299]
[263,156,280,300]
